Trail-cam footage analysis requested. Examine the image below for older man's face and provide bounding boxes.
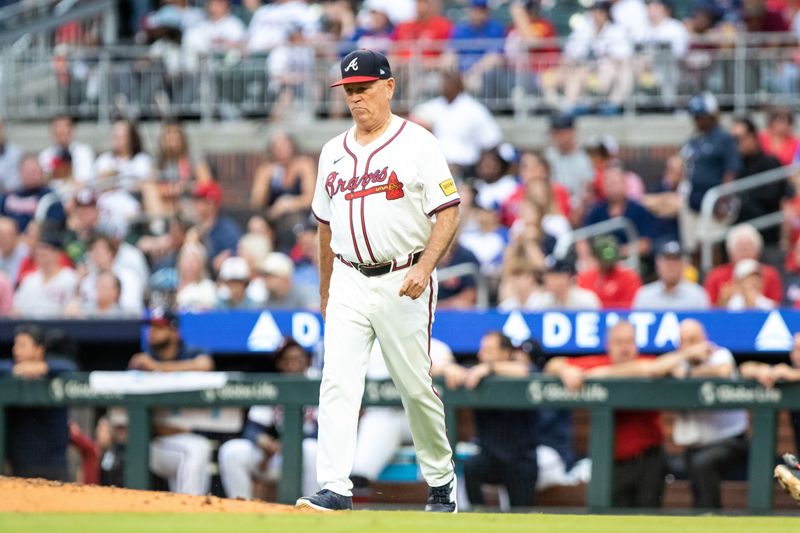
[343,79,395,127]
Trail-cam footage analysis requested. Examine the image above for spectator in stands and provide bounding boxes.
[504,0,558,84]
[38,115,95,185]
[267,22,315,122]
[153,122,213,216]
[93,119,154,194]
[0,216,28,285]
[472,147,518,219]
[175,243,217,311]
[359,0,415,26]
[216,256,260,310]
[741,333,800,456]
[392,0,453,60]
[585,135,644,201]
[191,180,242,274]
[250,131,314,252]
[219,338,318,499]
[183,0,246,58]
[553,0,633,113]
[497,256,539,311]
[501,151,571,228]
[0,324,77,481]
[583,160,655,258]
[679,93,739,254]
[436,241,480,308]
[544,113,594,220]
[78,234,145,315]
[346,5,394,54]
[260,251,314,309]
[411,71,502,177]
[611,0,649,39]
[316,1,356,43]
[545,320,710,508]
[502,201,548,274]
[138,215,191,273]
[459,197,508,279]
[528,256,601,310]
[128,309,215,495]
[289,222,321,308]
[638,0,689,58]
[448,0,505,82]
[66,270,130,319]
[760,108,799,166]
[1,154,66,233]
[13,232,78,318]
[671,319,749,509]
[633,241,710,309]
[446,331,538,509]
[785,239,800,307]
[725,258,775,310]
[704,223,782,306]
[246,0,319,53]
[576,235,642,309]
[238,231,273,305]
[141,0,205,45]
[641,154,683,248]
[741,0,789,32]
[731,117,787,246]
[0,119,22,192]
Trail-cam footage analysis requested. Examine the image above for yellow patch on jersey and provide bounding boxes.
[439,178,457,196]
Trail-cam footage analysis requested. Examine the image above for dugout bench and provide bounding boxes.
[0,374,798,512]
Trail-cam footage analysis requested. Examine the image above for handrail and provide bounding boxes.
[0,0,117,48]
[553,216,640,271]
[437,262,489,310]
[698,165,795,274]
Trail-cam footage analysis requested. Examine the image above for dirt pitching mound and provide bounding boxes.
[0,477,303,514]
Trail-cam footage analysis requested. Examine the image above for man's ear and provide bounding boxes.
[386,78,395,100]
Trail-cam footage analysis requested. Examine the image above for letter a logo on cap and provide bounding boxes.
[345,58,359,72]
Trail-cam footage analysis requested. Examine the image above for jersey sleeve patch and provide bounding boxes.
[439,178,457,196]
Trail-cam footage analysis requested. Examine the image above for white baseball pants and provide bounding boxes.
[317,260,454,497]
[352,407,412,480]
[149,433,212,495]
[218,438,318,499]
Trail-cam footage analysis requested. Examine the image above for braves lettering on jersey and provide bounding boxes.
[312,116,460,264]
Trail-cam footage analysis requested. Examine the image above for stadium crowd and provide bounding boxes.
[4,0,800,513]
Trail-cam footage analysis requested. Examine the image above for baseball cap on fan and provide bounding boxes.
[330,49,393,87]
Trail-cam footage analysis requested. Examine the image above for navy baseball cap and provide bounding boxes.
[331,49,392,87]
[657,240,683,257]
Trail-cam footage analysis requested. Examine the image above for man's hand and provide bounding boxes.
[559,365,585,392]
[464,363,492,390]
[12,360,49,379]
[128,353,160,371]
[685,341,713,364]
[399,264,432,300]
[441,364,467,389]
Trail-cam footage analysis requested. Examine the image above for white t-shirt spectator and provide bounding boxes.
[520,287,601,311]
[79,266,144,315]
[267,43,315,84]
[611,0,648,40]
[672,347,748,446]
[246,0,319,53]
[97,189,142,241]
[412,92,502,167]
[39,141,96,183]
[177,279,218,311]
[360,0,415,25]
[727,292,776,311]
[565,19,632,61]
[14,267,79,317]
[0,141,22,192]
[639,16,690,58]
[183,14,246,55]
[475,175,519,211]
[0,242,28,285]
[92,152,154,192]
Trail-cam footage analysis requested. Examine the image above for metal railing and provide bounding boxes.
[438,262,489,309]
[698,165,795,274]
[1,32,799,122]
[553,216,641,271]
[0,0,117,50]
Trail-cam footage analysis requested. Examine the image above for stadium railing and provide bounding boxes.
[1,32,797,122]
[698,164,796,274]
[0,373,793,511]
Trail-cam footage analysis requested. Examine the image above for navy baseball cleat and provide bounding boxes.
[295,489,353,511]
[425,478,457,513]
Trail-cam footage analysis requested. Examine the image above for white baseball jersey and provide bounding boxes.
[311,115,461,265]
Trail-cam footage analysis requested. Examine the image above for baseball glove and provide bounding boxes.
[775,453,800,503]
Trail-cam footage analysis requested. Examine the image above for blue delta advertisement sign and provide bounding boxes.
[179,310,800,355]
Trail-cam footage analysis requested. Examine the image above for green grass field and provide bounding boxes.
[0,512,796,533]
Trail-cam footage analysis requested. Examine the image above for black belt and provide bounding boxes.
[337,251,422,277]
